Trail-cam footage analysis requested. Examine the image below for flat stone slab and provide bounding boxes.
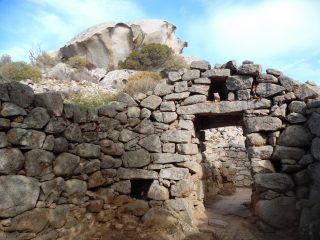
[177,99,271,115]
[117,168,158,179]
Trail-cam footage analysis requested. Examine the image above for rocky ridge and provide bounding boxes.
[59,19,187,70]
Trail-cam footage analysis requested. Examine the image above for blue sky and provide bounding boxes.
[1,0,320,83]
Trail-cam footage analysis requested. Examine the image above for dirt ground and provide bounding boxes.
[196,188,298,240]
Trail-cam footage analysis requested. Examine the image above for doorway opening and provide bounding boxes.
[194,114,253,219]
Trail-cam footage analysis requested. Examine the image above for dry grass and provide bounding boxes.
[65,91,115,107]
[122,71,161,96]
[67,55,94,69]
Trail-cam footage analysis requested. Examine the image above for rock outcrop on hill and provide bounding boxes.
[59,19,187,70]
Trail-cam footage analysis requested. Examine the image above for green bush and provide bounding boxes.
[0,61,41,81]
[65,91,115,107]
[119,43,174,71]
[67,55,93,69]
[121,71,161,96]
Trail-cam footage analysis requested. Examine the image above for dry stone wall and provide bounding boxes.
[0,59,320,239]
[203,127,252,195]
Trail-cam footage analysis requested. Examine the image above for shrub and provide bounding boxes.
[119,43,174,71]
[0,61,41,81]
[122,71,161,96]
[35,53,58,67]
[0,54,12,66]
[163,54,189,71]
[65,91,115,107]
[67,55,93,69]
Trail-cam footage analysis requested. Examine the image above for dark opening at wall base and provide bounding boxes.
[130,179,153,200]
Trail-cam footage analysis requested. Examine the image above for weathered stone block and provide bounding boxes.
[174,81,188,92]
[7,128,46,149]
[245,133,267,146]
[288,101,306,114]
[7,81,34,108]
[177,99,271,115]
[160,101,175,111]
[25,149,55,177]
[76,143,100,158]
[272,145,306,161]
[160,130,191,143]
[24,107,50,129]
[255,197,298,229]
[159,167,190,180]
[168,72,181,83]
[176,143,198,155]
[117,168,158,179]
[147,180,169,200]
[244,116,282,133]
[0,175,40,217]
[119,129,139,143]
[256,83,285,98]
[140,95,162,110]
[54,152,80,176]
[163,92,190,100]
[153,153,189,164]
[122,149,150,168]
[111,180,131,194]
[191,60,210,71]
[311,138,320,161]
[308,112,320,137]
[254,173,294,193]
[0,102,27,117]
[170,179,193,197]
[247,146,273,160]
[237,64,262,76]
[34,92,63,116]
[138,134,161,153]
[65,179,87,204]
[182,69,200,81]
[278,125,313,147]
[201,69,230,78]
[188,85,210,96]
[0,148,25,174]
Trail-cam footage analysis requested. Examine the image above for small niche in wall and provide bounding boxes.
[208,80,229,101]
[130,179,153,200]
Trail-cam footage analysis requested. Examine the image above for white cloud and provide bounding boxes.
[187,0,320,61]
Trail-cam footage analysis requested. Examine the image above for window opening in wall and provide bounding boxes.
[130,179,153,200]
[208,80,229,101]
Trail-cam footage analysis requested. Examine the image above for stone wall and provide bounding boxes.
[203,127,252,195]
[0,60,320,239]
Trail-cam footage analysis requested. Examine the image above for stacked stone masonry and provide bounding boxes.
[203,127,252,194]
[0,60,320,239]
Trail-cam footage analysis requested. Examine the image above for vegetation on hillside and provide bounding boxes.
[67,55,94,69]
[29,44,58,67]
[119,43,187,71]
[121,71,161,96]
[64,91,115,107]
[0,55,42,82]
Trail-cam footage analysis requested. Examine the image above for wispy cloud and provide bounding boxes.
[1,0,145,60]
[187,0,320,61]
[184,0,320,82]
